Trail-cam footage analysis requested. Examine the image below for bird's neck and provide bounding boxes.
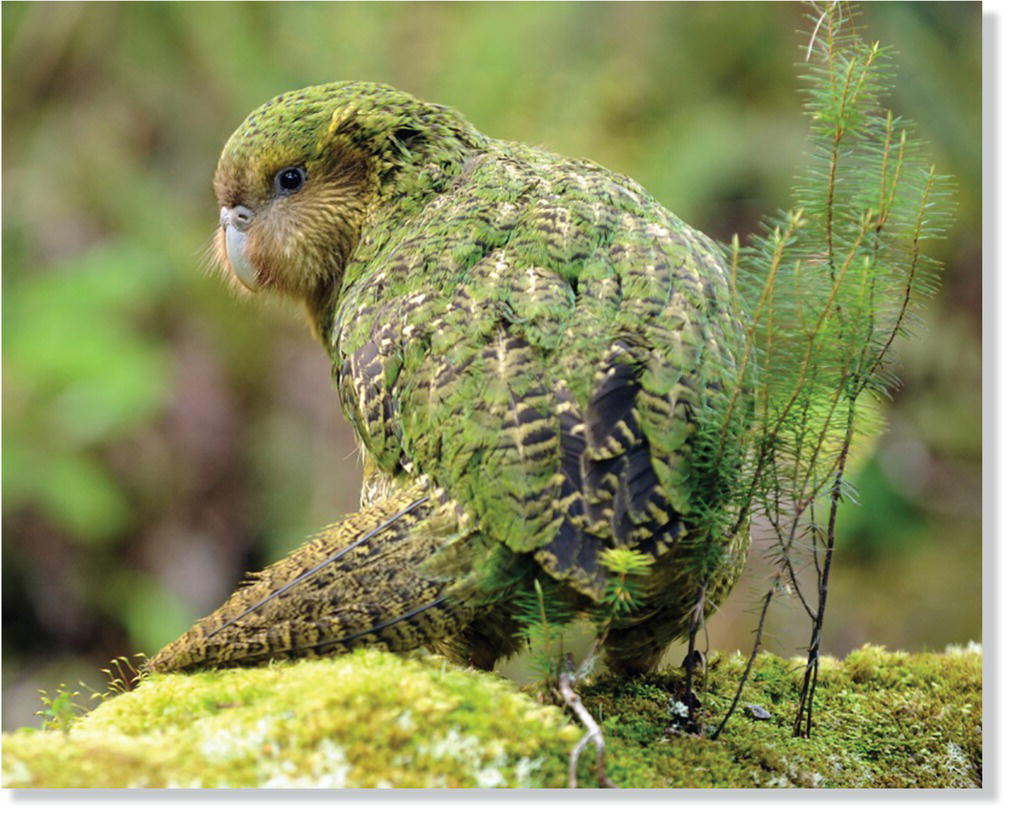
[307,121,490,344]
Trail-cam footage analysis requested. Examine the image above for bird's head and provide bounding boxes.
[211,81,482,318]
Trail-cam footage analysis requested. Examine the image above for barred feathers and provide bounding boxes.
[152,82,750,674]
[147,486,477,672]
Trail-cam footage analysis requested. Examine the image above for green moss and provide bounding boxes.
[1,650,579,788]
[2,644,981,789]
[577,643,982,789]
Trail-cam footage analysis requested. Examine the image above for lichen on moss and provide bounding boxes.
[2,644,982,789]
[1,650,579,788]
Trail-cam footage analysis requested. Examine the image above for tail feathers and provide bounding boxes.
[147,485,476,672]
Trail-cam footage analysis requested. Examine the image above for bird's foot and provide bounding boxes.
[559,654,617,789]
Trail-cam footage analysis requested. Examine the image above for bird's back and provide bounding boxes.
[331,141,747,607]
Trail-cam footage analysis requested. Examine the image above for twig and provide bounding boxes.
[683,581,708,700]
[805,1,836,61]
[712,584,776,739]
[793,396,855,737]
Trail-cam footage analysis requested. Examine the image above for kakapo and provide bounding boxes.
[148,82,751,675]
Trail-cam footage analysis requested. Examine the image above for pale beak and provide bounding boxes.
[220,205,258,291]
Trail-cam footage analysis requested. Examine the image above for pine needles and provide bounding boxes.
[712,0,954,736]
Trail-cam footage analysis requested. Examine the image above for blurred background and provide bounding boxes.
[2,2,981,730]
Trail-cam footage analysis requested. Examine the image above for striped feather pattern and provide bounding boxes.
[148,485,476,671]
[331,149,746,615]
[156,83,751,674]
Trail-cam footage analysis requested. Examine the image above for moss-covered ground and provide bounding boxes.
[2,643,981,789]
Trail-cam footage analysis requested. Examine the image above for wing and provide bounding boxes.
[330,151,743,601]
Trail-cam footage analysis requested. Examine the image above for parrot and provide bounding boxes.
[147,81,752,677]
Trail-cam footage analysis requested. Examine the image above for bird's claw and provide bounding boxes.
[559,657,617,789]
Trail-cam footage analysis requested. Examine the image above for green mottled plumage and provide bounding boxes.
[149,82,750,675]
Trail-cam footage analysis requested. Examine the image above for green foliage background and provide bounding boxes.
[2,1,981,730]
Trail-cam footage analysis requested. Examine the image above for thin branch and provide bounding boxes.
[712,584,777,739]
[793,394,857,737]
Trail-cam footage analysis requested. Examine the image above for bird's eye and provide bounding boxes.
[274,166,306,195]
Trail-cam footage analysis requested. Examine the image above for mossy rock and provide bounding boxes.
[2,644,981,788]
